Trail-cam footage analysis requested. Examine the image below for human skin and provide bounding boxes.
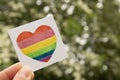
[0,63,34,80]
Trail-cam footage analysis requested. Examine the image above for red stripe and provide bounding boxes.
[17,25,52,42]
[35,25,52,34]
[17,32,33,42]
[17,29,55,49]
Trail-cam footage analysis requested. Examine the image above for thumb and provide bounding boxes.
[13,66,34,80]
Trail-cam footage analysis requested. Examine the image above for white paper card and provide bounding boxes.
[8,15,67,71]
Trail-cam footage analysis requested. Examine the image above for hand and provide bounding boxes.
[0,63,34,80]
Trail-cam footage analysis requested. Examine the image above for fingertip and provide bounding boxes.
[23,66,34,80]
[0,62,23,80]
[14,62,23,68]
[13,65,34,80]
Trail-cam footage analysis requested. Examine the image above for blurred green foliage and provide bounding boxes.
[0,0,120,80]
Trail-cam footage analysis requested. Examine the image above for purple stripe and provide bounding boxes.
[17,29,55,49]
[39,55,51,62]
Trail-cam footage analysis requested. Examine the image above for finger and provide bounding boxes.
[13,65,34,80]
[0,63,22,80]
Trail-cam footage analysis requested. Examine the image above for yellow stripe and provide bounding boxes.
[21,36,56,54]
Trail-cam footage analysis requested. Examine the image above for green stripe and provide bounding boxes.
[27,42,56,58]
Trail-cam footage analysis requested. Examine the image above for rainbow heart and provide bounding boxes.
[17,25,57,62]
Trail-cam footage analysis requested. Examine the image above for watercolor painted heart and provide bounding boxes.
[17,25,57,62]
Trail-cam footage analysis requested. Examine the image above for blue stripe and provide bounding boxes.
[33,49,55,60]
